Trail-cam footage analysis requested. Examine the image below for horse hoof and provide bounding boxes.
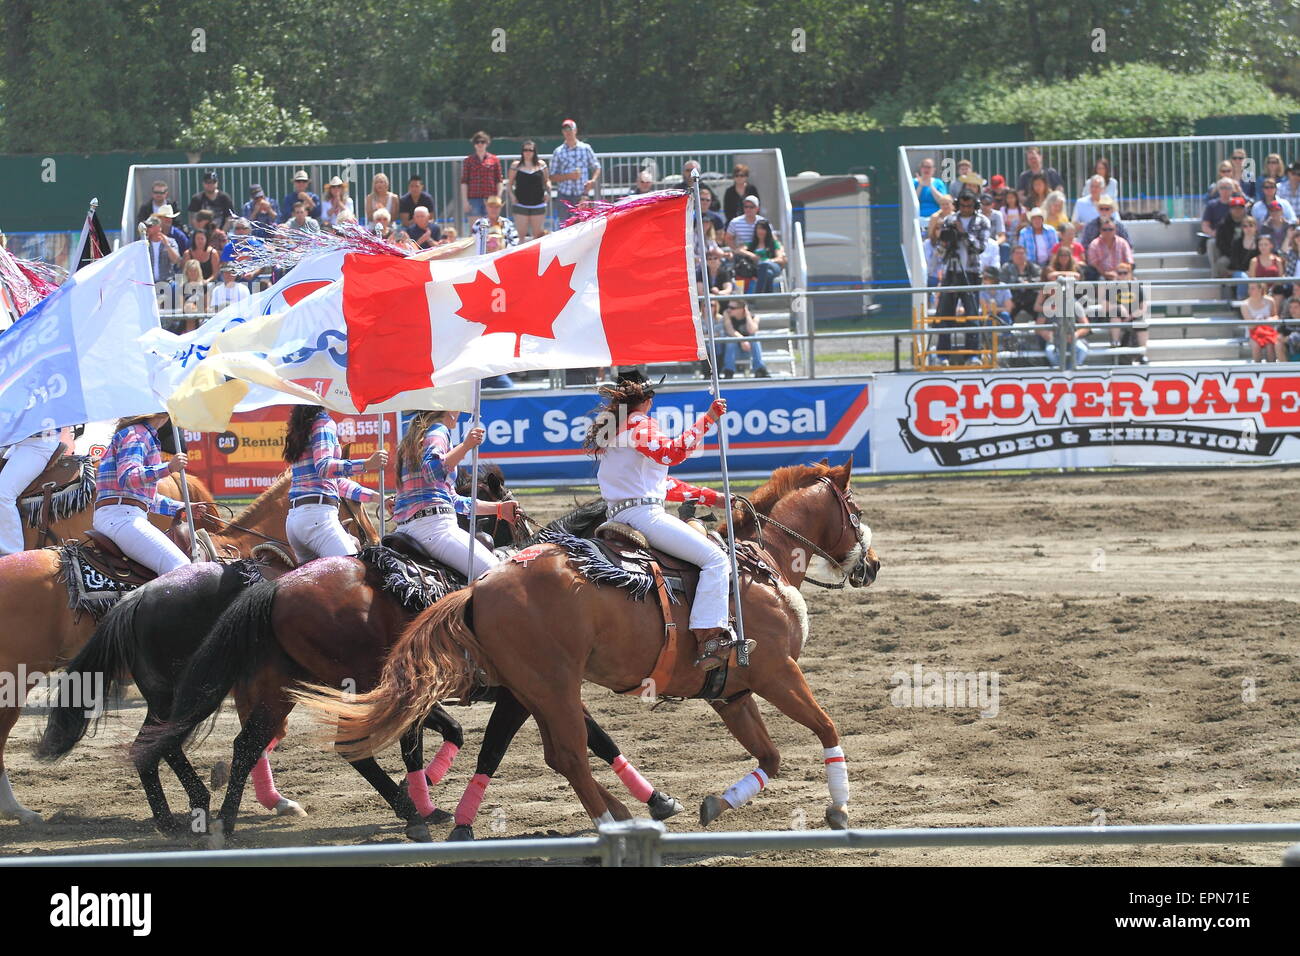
[210,761,230,790]
[700,795,727,827]
[154,813,184,835]
[274,798,307,818]
[648,790,684,821]
[423,808,453,825]
[446,824,475,842]
[405,821,433,843]
[206,819,226,851]
[3,808,44,826]
[825,805,849,830]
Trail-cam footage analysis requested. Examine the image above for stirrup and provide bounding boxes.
[693,627,740,671]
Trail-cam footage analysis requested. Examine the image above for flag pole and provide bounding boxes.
[465,224,488,581]
[169,421,200,562]
[376,413,387,541]
[65,198,98,285]
[690,170,748,666]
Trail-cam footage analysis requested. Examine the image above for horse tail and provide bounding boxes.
[289,589,481,761]
[35,591,141,761]
[133,578,281,766]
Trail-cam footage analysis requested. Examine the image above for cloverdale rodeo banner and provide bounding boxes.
[873,366,1300,472]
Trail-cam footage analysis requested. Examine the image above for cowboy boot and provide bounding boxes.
[692,626,739,670]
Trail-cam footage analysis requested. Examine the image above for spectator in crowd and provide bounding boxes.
[1277,161,1300,210]
[699,185,726,233]
[1086,217,1133,281]
[1039,295,1090,369]
[927,193,955,242]
[1053,223,1085,262]
[1073,176,1112,229]
[955,157,985,192]
[399,175,436,227]
[280,170,321,224]
[634,170,655,194]
[979,266,1012,327]
[192,209,215,239]
[1229,147,1256,200]
[188,171,235,232]
[1000,244,1043,325]
[440,225,460,244]
[1242,283,1283,361]
[508,140,550,242]
[472,195,518,248]
[718,299,769,378]
[1280,228,1300,296]
[366,173,401,224]
[1282,295,1300,360]
[1205,160,1239,201]
[1261,154,1287,190]
[1035,245,1088,363]
[1017,147,1064,200]
[184,228,220,282]
[1000,187,1026,237]
[740,220,786,294]
[1043,243,1084,283]
[406,206,441,248]
[724,164,761,223]
[136,180,172,226]
[1043,191,1070,231]
[724,194,767,251]
[1108,261,1149,361]
[711,255,737,298]
[1248,232,1285,311]
[1251,178,1295,224]
[1090,156,1119,202]
[320,176,355,228]
[144,216,180,285]
[286,201,321,234]
[180,259,208,322]
[210,264,251,310]
[989,174,1008,202]
[242,185,279,233]
[703,219,732,284]
[1018,208,1058,268]
[370,207,395,241]
[152,205,190,256]
[934,189,991,364]
[913,157,949,219]
[551,119,600,210]
[1215,198,1255,297]
[1201,178,1239,237]
[979,193,1008,264]
[1080,197,1130,250]
[1024,173,1052,213]
[461,131,503,221]
[483,226,506,253]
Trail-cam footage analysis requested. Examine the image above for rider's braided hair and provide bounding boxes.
[282,405,324,464]
[583,372,658,453]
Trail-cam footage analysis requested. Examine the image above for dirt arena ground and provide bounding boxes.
[3,467,1297,865]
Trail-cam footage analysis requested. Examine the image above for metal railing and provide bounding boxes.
[123,148,795,251]
[4,819,1298,867]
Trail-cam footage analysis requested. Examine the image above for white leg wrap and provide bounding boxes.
[824,746,849,806]
[591,811,616,827]
[722,767,769,810]
[0,769,40,822]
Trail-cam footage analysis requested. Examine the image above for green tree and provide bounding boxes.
[175,64,328,153]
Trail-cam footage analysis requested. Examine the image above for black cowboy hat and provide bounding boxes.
[610,369,666,393]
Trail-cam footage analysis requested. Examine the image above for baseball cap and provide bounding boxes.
[1228,196,1247,207]
[561,118,577,128]
[742,195,760,207]
[1029,206,1045,218]
[1268,200,1282,210]
[249,184,265,197]
[979,192,994,203]
[990,174,1006,189]
[202,170,218,183]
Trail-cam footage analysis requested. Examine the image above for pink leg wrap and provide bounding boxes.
[454,773,490,827]
[252,738,283,810]
[424,741,459,785]
[405,770,437,818]
[611,755,654,803]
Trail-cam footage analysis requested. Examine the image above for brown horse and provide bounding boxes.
[292,459,879,832]
[0,469,339,825]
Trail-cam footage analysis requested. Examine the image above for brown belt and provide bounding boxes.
[290,494,339,509]
[96,497,148,512]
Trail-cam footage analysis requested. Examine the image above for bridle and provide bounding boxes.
[735,476,868,590]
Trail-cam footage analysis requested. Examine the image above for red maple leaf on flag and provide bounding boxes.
[453,243,578,358]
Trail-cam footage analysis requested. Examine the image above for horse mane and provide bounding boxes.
[230,469,292,526]
[732,461,838,537]
[515,498,607,547]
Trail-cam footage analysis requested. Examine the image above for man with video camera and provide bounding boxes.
[934,188,992,364]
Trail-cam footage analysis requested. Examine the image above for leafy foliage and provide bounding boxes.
[175,65,328,153]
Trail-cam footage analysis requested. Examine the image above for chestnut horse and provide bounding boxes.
[0,470,329,826]
[292,459,879,832]
[137,499,684,845]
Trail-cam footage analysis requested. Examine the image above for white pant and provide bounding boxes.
[0,435,62,555]
[617,504,730,630]
[286,503,359,563]
[399,513,497,579]
[91,505,189,576]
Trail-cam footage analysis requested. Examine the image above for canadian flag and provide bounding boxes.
[344,192,703,409]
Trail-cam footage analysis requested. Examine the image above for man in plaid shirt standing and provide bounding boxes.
[550,119,600,218]
[461,131,503,222]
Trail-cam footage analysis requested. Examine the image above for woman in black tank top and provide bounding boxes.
[509,140,551,241]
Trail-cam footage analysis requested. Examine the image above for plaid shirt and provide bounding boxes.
[393,423,474,523]
[461,152,503,198]
[95,423,182,515]
[550,140,599,199]
[288,411,374,501]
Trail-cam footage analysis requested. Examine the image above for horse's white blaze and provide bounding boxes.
[806,540,865,587]
[775,580,810,651]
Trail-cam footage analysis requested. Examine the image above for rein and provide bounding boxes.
[735,477,863,590]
